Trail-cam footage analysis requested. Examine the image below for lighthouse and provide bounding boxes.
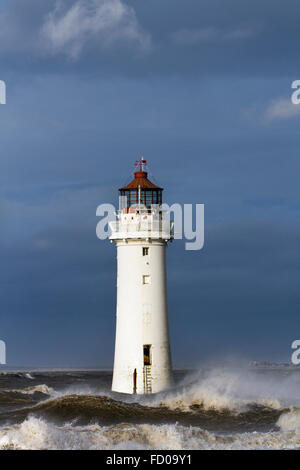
[109,159,173,394]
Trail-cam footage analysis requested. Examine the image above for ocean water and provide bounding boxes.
[0,367,300,450]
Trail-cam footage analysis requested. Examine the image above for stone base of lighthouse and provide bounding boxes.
[111,239,173,395]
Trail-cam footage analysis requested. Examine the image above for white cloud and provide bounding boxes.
[264,98,300,122]
[40,0,151,60]
[171,25,257,45]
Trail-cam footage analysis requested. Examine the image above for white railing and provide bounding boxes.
[109,220,173,240]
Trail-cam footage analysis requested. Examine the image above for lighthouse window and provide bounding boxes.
[143,345,152,365]
[143,275,150,285]
[143,247,149,256]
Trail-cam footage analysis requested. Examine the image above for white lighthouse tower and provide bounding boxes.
[109,159,173,394]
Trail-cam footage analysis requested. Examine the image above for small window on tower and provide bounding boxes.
[143,275,150,285]
[143,247,149,256]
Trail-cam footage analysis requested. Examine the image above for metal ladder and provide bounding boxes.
[143,366,152,394]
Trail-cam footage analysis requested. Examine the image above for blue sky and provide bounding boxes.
[1,0,300,368]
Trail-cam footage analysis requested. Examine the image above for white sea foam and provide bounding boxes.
[0,417,299,450]
[25,373,34,380]
[13,384,54,396]
[277,409,300,432]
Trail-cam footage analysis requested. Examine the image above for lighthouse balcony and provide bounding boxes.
[109,218,173,241]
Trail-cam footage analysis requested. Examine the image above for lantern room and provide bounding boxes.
[119,159,163,210]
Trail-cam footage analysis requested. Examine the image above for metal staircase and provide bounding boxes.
[143,366,152,394]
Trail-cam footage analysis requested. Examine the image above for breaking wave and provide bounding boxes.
[1,367,300,449]
[0,393,286,435]
[0,416,299,450]
[0,385,53,408]
[145,367,300,413]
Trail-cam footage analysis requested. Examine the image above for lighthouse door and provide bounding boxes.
[143,345,152,394]
[143,345,151,365]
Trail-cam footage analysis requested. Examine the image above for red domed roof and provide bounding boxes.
[119,171,163,191]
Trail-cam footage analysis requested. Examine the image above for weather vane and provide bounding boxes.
[135,157,147,172]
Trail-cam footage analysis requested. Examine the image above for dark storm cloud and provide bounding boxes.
[1,1,300,367]
[2,209,299,366]
[169,221,300,365]
[0,206,116,367]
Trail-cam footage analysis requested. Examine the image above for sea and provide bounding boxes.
[0,366,299,450]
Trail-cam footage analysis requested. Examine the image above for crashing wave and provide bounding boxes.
[143,367,300,413]
[0,417,299,450]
